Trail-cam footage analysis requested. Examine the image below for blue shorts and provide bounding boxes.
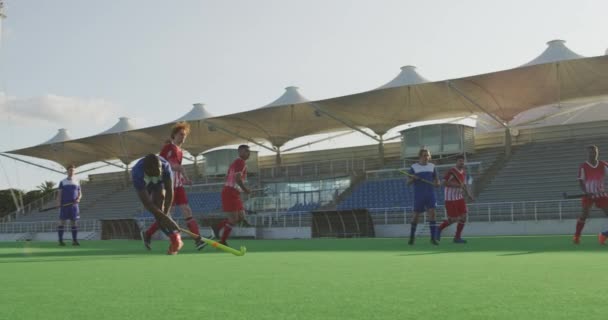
[59,204,80,221]
[414,193,436,213]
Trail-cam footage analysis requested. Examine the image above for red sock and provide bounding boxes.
[220,223,233,243]
[575,220,585,237]
[186,217,200,236]
[216,219,227,232]
[439,220,451,231]
[455,222,465,239]
[145,221,159,237]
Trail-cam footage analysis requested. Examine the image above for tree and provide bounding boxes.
[0,189,24,216]
[37,181,56,196]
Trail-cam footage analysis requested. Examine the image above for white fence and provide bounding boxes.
[0,199,587,233]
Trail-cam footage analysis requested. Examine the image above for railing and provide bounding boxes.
[0,219,101,234]
[1,190,59,223]
[0,199,584,233]
[260,158,369,179]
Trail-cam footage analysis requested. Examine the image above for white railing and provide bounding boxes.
[260,158,368,179]
[0,219,101,234]
[0,199,584,233]
[1,190,59,223]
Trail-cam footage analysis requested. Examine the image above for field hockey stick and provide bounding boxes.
[38,202,74,212]
[562,192,603,199]
[398,170,437,186]
[179,227,247,256]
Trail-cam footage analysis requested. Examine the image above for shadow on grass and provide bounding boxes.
[0,235,604,262]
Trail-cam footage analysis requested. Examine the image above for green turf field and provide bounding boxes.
[0,236,606,320]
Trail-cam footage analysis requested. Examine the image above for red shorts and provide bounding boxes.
[222,187,243,212]
[581,196,608,209]
[445,199,467,218]
[173,186,188,206]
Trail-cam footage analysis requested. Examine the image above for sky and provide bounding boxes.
[0,0,607,190]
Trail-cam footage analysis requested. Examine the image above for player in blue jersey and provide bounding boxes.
[56,164,82,246]
[132,154,182,255]
[407,148,441,245]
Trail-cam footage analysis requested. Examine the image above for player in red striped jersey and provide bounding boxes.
[574,145,608,244]
[437,155,474,243]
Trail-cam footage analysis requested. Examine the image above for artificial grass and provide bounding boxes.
[0,236,606,320]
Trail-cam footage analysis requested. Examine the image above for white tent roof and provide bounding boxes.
[260,86,310,108]
[175,103,214,121]
[523,40,584,67]
[99,117,138,135]
[42,128,72,145]
[378,66,430,89]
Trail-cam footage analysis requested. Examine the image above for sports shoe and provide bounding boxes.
[408,237,415,245]
[453,238,467,244]
[195,238,207,251]
[598,232,607,245]
[59,241,66,246]
[573,236,580,245]
[436,228,442,241]
[140,230,151,251]
[430,238,439,246]
[167,234,184,255]
[72,240,80,246]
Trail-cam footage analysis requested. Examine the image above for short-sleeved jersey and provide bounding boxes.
[409,162,437,197]
[160,143,184,188]
[224,158,247,190]
[578,160,608,195]
[132,156,173,191]
[58,178,80,205]
[444,167,466,201]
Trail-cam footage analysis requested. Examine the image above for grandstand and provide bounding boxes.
[4,118,608,240]
[3,118,608,238]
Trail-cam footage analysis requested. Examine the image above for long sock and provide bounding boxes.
[186,217,200,237]
[575,220,585,237]
[429,221,437,240]
[146,221,160,238]
[410,223,417,239]
[216,219,227,235]
[71,226,78,241]
[602,230,608,237]
[57,225,65,242]
[455,222,465,239]
[439,220,451,231]
[220,223,233,243]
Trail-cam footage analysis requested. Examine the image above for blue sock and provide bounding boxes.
[71,226,78,241]
[410,223,417,239]
[429,221,437,240]
[57,226,65,242]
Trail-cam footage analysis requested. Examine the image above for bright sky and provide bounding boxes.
[0,0,607,190]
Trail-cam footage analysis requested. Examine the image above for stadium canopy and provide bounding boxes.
[0,128,102,169]
[140,103,241,157]
[4,40,608,169]
[205,86,346,153]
